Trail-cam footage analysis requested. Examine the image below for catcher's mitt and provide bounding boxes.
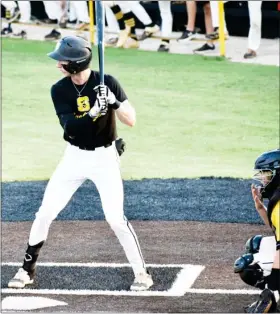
[244,289,278,313]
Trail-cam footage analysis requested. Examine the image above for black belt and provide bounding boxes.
[78,142,112,151]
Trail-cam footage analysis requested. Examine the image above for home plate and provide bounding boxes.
[1,296,67,310]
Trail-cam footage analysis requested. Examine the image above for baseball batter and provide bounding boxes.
[8,35,153,291]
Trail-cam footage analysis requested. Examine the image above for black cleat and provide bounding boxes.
[1,26,13,36]
[157,43,169,52]
[44,29,61,41]
[177,29,197,43]
[193,43,215,53]
[244,50,257,59]
[244,289,278,313]
[12,30,27,39]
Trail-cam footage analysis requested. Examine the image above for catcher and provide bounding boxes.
[234,149,280,313]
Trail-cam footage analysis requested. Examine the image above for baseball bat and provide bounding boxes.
[95,0,105,85]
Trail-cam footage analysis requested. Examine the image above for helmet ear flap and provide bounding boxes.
[62,54,92,74]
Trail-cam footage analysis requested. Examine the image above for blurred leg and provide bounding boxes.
[71,1,90,23]
[209,0,228,33]
[248,1,262,52]
[186,0,196,31]
[18,1,31,23]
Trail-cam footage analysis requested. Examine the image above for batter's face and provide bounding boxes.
[57,61,70,76]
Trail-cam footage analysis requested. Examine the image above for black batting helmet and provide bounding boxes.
[253,149,280,199]
[47,36,92,74]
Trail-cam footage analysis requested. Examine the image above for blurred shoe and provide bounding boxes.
[76,22,90,31]
[123,37,139,49]
[177,29,197,43]
[105,36,118,47]
[1,26,13,37]
[29,16,44,25]
[244,49,257,59]
[44,29,61,41]
[193,43,215,53]
[68,19,77,24]
[59,16,68,29]
[116,29,129,48]
[206,31,219,41]
[138,24,160,40]
[12,30,27,39]
[157,42,169,52]
[42,18,58,25]
[5,7,20,23]
[206,27,229,40]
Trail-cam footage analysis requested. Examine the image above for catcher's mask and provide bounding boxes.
[47,36,92,74]
[253,149,280,199]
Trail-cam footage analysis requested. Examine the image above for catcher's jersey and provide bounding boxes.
[268,188,280,250]
[51,71,127,149]
[270,201,280,250]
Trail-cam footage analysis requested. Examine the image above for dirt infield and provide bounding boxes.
[2,220,272,313]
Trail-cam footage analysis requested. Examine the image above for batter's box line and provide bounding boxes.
[2,262,204,297]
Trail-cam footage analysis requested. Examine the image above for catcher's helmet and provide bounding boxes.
[253,149,280,199]
[47,36,92,74]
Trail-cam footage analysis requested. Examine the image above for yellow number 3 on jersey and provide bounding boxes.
[77,96,90,112]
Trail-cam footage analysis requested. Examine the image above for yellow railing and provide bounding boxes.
[88,0,95,44]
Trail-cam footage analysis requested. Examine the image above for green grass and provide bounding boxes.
[2,38,279,181]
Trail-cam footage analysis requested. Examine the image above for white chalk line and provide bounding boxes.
[1,288,260,296]
[2,262,193,268]
[2,262,260,296]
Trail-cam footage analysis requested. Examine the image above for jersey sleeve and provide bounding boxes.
[271,200,280,250]
[105,75,128,103]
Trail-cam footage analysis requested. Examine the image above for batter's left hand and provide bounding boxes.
[94,85,121,110]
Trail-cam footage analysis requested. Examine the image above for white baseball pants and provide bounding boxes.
[2,0,31,23]
[1,1,17,11]
[116,1,152,25]
[105,5,120,33]
[28,143,146,275]
[69,1,90,23]
[43,1,64,21]
[158,1,172,39]
[252,236,275,276]
[248,1,262,51]
[209,1,228,33]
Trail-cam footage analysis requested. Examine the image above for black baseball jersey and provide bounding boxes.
[51,71,127,149]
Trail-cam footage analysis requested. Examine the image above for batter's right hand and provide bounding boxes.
[88,96,108,119]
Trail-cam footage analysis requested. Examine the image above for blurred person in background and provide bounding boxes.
[192,1,217,53]
[1,1,29,37]
[209,1,228,39]
[244,1,263,59]
[43,0,68,41]
[177,0,198,42]
[138,1,173,52]
[68,1,90,31]
[105,1,159,49]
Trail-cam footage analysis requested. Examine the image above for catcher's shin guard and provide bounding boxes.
[244,289,278,313]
